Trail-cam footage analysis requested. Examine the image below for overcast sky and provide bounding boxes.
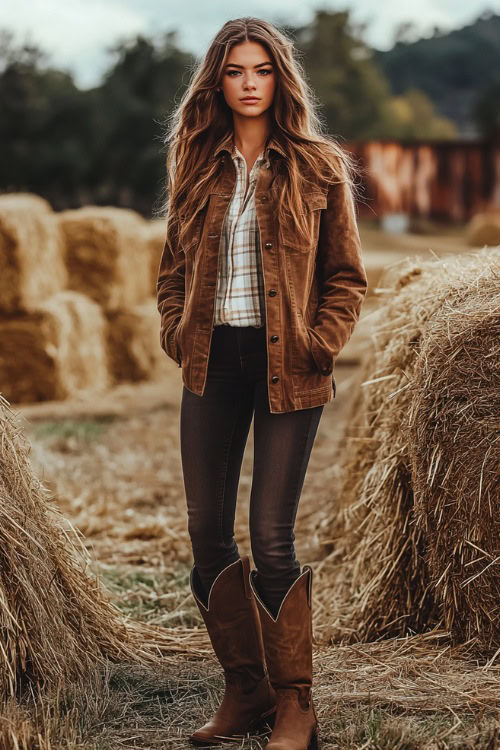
[3,0,500,89]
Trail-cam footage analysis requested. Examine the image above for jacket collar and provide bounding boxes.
[212,132,286,161]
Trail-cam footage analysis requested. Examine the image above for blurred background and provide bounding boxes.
[1,4,500,218]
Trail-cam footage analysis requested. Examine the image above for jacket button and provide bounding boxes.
[271,375,279,384]
[264,241,272,249]
[261,195,268,203]
[321,364,333,375]
[268,288,277,296]
[270,334,279,343]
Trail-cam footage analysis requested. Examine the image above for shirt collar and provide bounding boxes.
[212,133,286,161]
[231,142,270,170]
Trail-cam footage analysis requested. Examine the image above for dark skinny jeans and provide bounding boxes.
[180,322,323,618]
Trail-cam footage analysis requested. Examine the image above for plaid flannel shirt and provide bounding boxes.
[213,141,270,328]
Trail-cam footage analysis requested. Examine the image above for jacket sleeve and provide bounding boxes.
[156,213,185,366]
[310,178,368,371]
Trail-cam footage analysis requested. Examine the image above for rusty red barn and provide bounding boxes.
[346,137,500,223]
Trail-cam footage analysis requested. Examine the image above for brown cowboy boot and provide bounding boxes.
[249,565,320,750]
[189,555,277,744]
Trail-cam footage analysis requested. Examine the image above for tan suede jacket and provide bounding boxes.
[157,136,368,414]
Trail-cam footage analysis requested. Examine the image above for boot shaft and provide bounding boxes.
[249,566,314,694]
[190,556,267,684]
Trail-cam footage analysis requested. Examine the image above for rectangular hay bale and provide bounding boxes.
[0,193,67,314]
[0,291,110,403]
[105,298,170,382]
[58,206,151,311]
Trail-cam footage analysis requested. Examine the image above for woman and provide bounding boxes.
[157,17,368,749]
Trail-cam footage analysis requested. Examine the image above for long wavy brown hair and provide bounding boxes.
[158,17,362,250]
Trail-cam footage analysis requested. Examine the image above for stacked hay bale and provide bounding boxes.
[0,394,148,700]
[58,205,151,310]
[0,291,110,402]
[0,196,172,402]
[58,206,168,384]
[0,195,110,402]
[321,246,499,653]
[106,299,167,382]
[0,193,67,314]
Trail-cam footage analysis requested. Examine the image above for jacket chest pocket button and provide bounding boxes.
[264,241,272,249]
[270,335,279,343]
[268,288,277,297]
[271,375,279,384]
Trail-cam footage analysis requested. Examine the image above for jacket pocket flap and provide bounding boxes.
[281,192,327,252]
[304,192,327,211]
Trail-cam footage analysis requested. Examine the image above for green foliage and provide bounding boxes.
[473,79,500,139]
[0,28,192,213]
[295,11,393,139]
[380,88,458,140]
[375,9,500,137]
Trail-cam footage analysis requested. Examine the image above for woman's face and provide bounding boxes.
[220,41,276,119]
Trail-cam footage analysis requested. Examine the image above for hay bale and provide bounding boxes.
[466,211,500,247]
[106,298,169,382]
[58,206,151,311]
[321,246,500,652]
[145,219,167,296]
[408,274,500,649]
[0,193,67,314]
[363,250,411,296]
[0,291,110,403]
[0,394,146,700]
[0,192,53,213]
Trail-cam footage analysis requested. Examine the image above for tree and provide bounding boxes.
[295,10,392,140]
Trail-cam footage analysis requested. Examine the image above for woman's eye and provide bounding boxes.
[226,69,272,77]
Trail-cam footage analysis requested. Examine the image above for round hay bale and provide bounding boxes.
[408,274,500,650]
[145,219,167,296]
[320,246,500,653]
[58,206,151,311]
[466,211,500,247]
[0,193,67,314]
[0,394,146,700]
[105,298,170,382]
[0,291,110,403]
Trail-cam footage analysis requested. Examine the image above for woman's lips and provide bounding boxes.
[241,98,260,103]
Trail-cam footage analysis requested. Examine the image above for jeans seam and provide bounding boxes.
[289,407,323,531]
[215,392,245,549]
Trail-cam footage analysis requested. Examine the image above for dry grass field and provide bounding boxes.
[1,220,498,749]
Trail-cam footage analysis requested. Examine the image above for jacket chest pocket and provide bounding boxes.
[280,191,327,253]
[180,201,209,254]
